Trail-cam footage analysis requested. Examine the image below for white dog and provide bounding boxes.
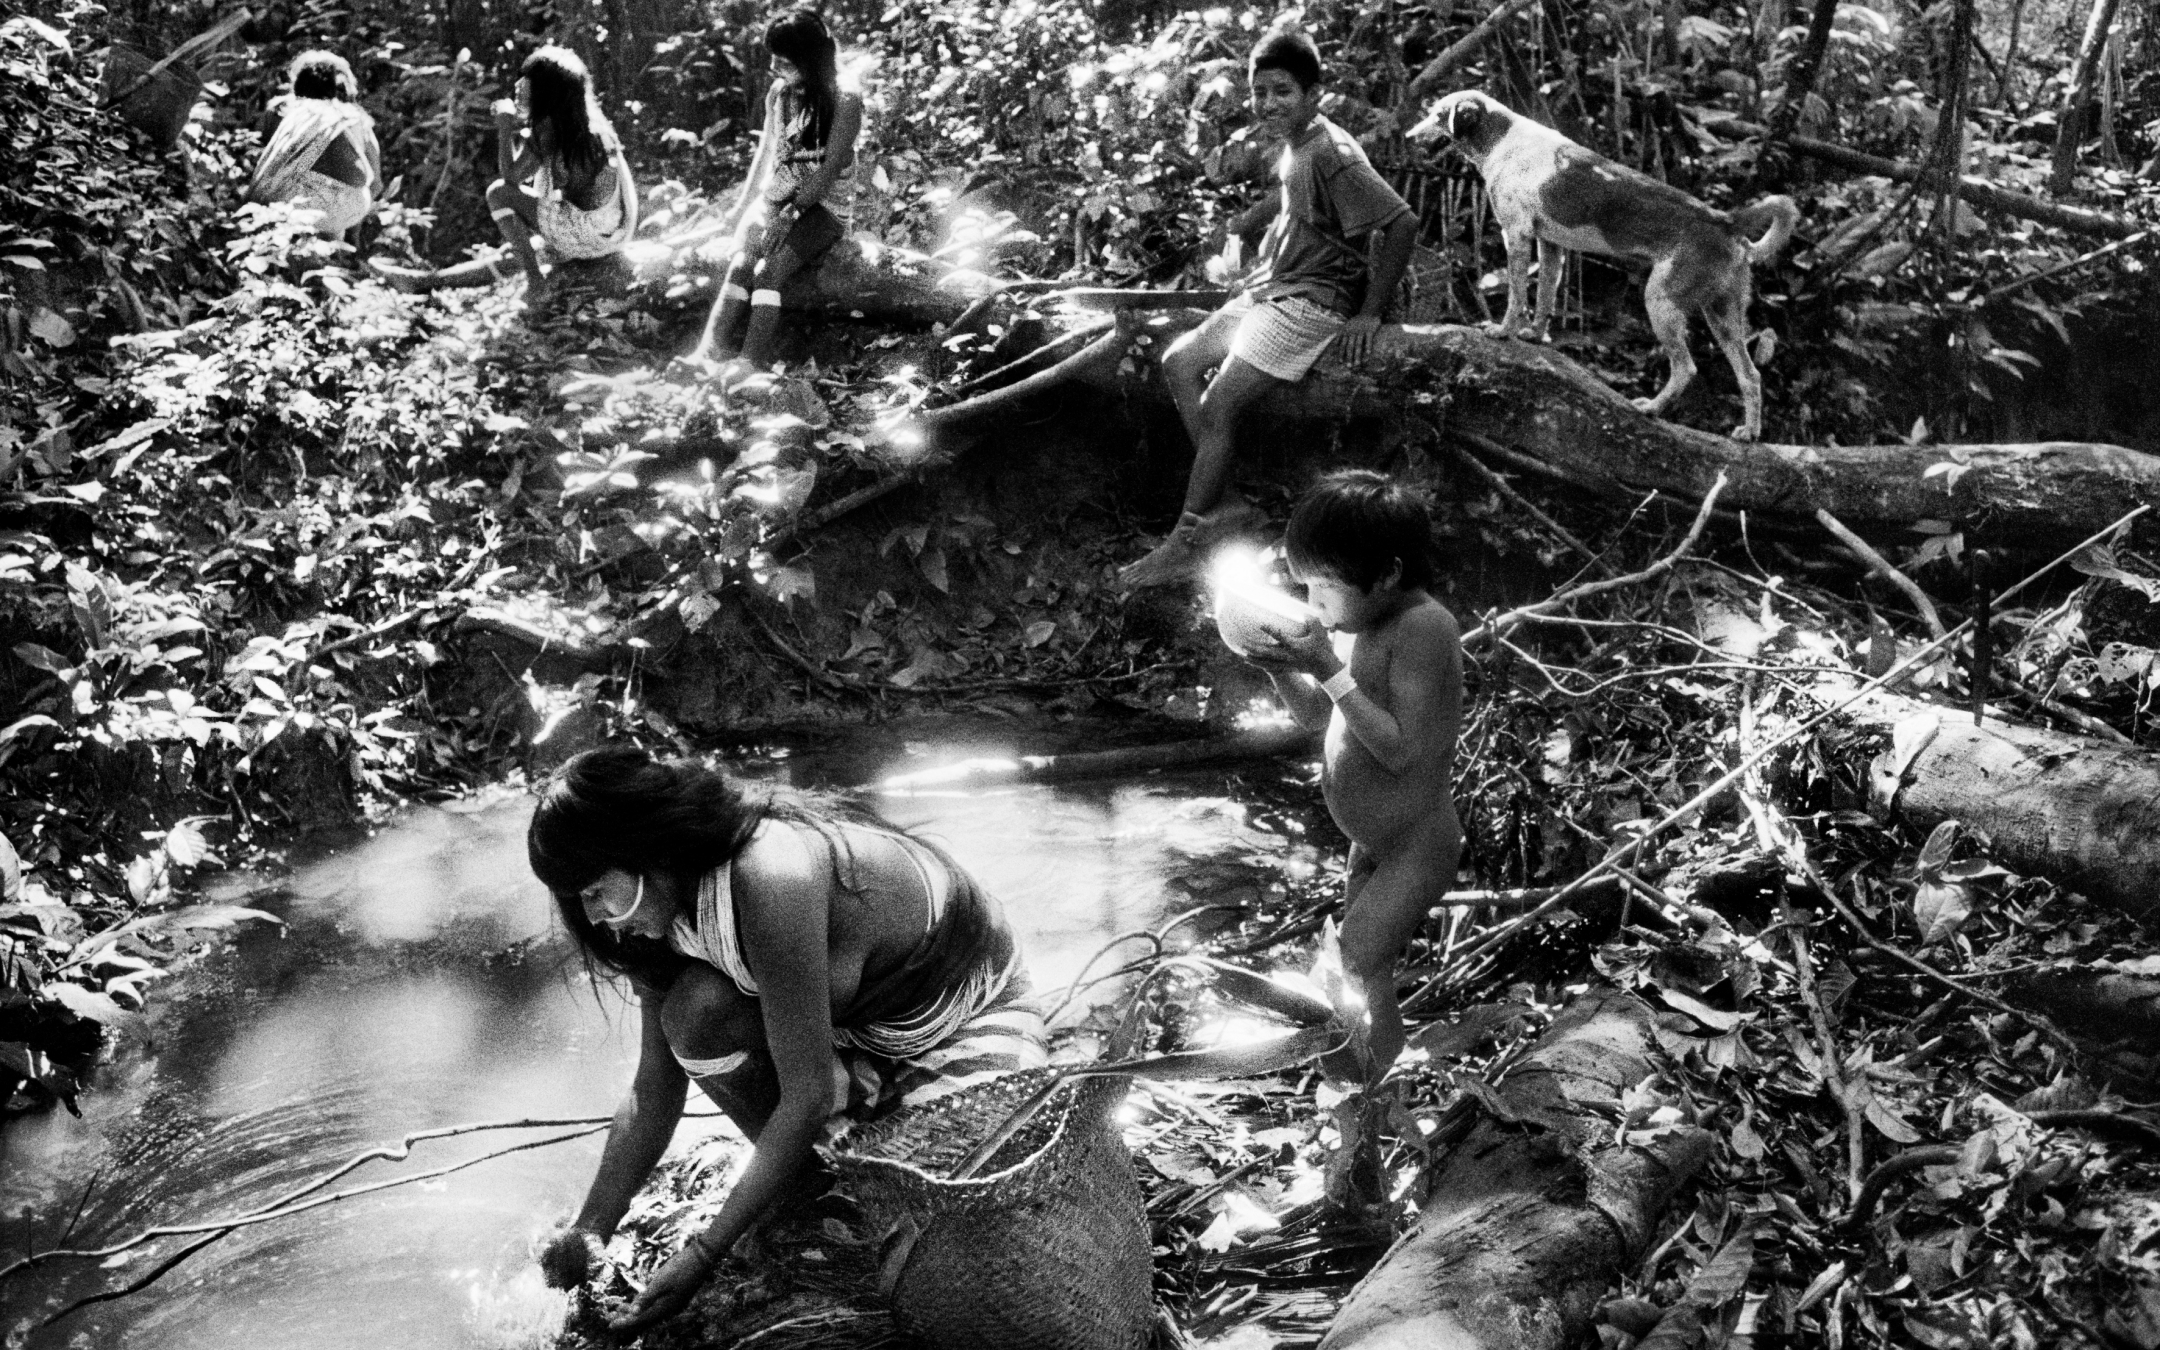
[1410,90,1799,440]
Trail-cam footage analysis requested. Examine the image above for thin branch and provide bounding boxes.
[1815,507,1947,638]
[4,1112,718,1283]
[1975,227,2157,306]
[1463,472,1729,649]
[1407,0,1546,98]
[1449,436,1616,577]
[913,329,1125,434]
[1785,898,1868,1203]
[931,319,1110,404]
[1428,876,1623,911]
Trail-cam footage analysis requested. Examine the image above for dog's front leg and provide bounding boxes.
[1485,230,1536,339]
[1529,238,1565,342]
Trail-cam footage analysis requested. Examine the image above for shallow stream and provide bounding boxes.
[0,728,1316,1348]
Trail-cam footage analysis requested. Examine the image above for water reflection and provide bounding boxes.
[1,758,1310,1348]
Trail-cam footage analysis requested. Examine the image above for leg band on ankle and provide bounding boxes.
[751,288,783,308]
[721,283,750,303]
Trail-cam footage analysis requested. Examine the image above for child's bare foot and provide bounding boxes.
[1118,499,1269,591]
[1118,513,1205,591]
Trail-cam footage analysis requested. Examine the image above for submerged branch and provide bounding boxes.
[6,1111,723,1287]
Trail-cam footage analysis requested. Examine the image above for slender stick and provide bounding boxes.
[1976,228,2153,306]
[3,1112,721,1282]
[1450,437,1616,577]
[1970,547,1992,725]
[1784,898,1867,1202]
[1814,507,1945,638]
[1461,472,1729,649]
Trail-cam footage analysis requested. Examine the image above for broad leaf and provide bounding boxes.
[46,982,128,1024]
[1912,879,1972,945]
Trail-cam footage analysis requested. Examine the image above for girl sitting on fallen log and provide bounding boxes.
[689,7,863,372]
[526,746,1047,1332]
[371,45,638,298]
[248,51,382,241]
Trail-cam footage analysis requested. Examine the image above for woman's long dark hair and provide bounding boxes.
[765,7,839,151]
[521,45,611,194]
[528,746,876,986]
[288,50,358,101]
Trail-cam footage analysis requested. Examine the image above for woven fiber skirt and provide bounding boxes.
[829,1069,1153,1350]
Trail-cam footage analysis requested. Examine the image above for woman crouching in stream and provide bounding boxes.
[526,746,1047,1331]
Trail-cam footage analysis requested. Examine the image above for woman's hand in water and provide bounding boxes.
[538,1225,606,1289]
[608,1242,714,1332]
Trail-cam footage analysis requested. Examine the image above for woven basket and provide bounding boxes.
[831,1069,1153,1350]
[103,44,202,150]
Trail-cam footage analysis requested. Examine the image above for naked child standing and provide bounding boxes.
[1243,471,1462,1083]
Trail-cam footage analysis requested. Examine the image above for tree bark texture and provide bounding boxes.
[1320,989,1713,1350]
[1766,0,1840,143]
[2049,0,2128,195]
[1034,315,2160,548]
[1843,685,2160,927]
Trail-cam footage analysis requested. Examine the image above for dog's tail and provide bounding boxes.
[1733,194,1800,264]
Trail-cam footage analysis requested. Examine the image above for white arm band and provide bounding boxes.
[1321,669,1357,702]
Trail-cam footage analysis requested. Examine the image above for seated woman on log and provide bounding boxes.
[372,45,637,297]
[526,746,1047,1332]
[689,8,864,372]
[248,51,382,240]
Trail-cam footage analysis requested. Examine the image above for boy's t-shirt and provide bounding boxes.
[1244,115,1413,317]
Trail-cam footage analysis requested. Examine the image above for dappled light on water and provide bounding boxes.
[464,1267,572,1350]
[1,739,1311,1347]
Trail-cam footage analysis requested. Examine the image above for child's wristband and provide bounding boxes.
[1320,669,1357,703]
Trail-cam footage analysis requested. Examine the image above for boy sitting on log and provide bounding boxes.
[1237,471,1463,1089]
[1119,32,1418,591]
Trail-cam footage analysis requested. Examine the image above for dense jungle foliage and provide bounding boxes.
[2,0,2158,1185]
[6,0,2160,1345]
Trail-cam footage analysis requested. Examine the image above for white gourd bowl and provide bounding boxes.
[1214,577,1318,658]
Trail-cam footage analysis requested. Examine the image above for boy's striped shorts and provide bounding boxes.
[1225,291,1346,381]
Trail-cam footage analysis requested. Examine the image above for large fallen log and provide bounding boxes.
[615,241,2160,549]
[1320,989,1712,1350]
[1006,314,2160,548]
[1841,685,2160,927]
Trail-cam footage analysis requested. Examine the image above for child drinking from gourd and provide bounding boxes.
[1234,470,1463,1088]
